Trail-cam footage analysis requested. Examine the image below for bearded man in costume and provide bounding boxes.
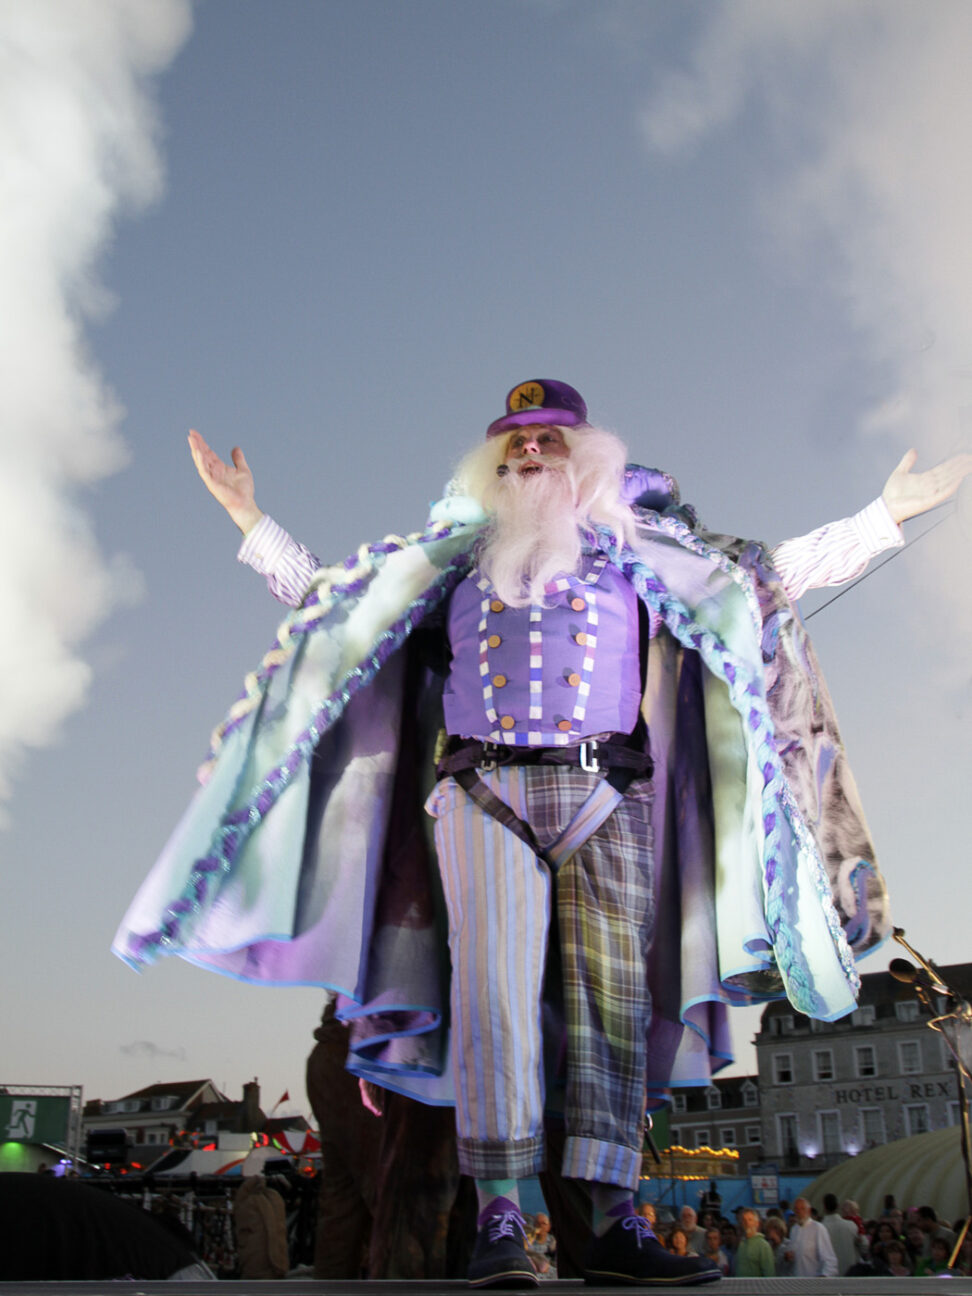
[115,381,970,1287]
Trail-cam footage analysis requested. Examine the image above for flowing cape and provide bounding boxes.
[113,480,889,1100]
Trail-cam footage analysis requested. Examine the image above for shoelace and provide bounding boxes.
[621,1215,658,1248]
[486,1209,526,1242]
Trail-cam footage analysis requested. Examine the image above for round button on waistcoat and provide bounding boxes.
[487,634,502,648]
[557,719,572,732]
[575,631,588,646]
[500,715,516,730]
[491,674,507,688]
[570,597,585,612]
[567,672,581,687]
[490,599,504,613]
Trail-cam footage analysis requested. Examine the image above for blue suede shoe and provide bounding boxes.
[586,1216,722,1286]
[468,1209,539,1288]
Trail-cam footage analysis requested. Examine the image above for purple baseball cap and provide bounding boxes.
[486,379,589,438]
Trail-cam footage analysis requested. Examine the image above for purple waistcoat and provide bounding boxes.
[443,553,642,745]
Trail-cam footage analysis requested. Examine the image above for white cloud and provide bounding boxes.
[639,1,972,453]
[639,0,972,652]
[0,0,191,808]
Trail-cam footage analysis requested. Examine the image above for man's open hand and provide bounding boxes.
[881,449,972,524]
[188,428,263,534]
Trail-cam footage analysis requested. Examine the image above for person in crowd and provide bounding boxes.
[918,1205,956,1257]
[764,1217,791,1276]
[718,1220,739,1268]
[822,1192,867,1274]
[529,1212,557,1278]
[668,1228,691,1258]
[234,1174,289,1280]
[882,1240,912,1276]
[305,999,477,1279]
[784,1197,838,1277]
[733,1208,774,1278]
[678,1204,707,1255]
[915,1236,952,1277]
[702,1227,730,1276]
[842,1198,867,1236]
[698,1182,722,1219]
[636,1201,657,1227]
[904,1221,926,1268]
[874,1220,899,1249]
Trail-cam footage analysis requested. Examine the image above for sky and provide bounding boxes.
[1,0,969,1126]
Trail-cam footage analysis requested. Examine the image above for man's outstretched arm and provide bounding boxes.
[188,429,320,607]
[771,449,970,601]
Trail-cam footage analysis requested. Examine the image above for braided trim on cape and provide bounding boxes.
[127,522,475,966]
[598,519,860,1015]
[197,519,461,781]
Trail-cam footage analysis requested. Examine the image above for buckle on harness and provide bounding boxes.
[579,740,601,774]
[478,741,501,772]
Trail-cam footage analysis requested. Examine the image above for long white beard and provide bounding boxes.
[477,461,587,607]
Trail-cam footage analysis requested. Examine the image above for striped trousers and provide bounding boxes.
[425,764,655,1190]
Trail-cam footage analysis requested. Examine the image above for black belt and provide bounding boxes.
[437,733,652,779]
[437,732,652,858]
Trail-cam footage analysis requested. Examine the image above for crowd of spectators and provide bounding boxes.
[628,1192,972,1278]
[11,1160,972,1281]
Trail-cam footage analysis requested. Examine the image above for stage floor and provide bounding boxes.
[3,1281,972,1295]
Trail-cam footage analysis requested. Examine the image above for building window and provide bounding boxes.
[773,1015,794,1036]
[695,1129,711,1149]
[777,1114,799,1164]
[720,1127,737,1146]
[671,1094,687,1113]
[948,1103,961,1127]
[896,1000,920,1023]
[860,1107,886,1147]
[852,1004,876,1026]
[898,1040,922,1075]
[742,1083,758,1108]
[670,1127,680,1145]
[905,1104,930,1136]
[773,1053,794,1085]
[706,1088,722,1110]
[855,1044,877,1078]
[818,1110,841,1155]
[813,1049,835,1081]
[746,1125,762,1145]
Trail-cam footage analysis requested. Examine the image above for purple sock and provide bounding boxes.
[478,1194,521,1228]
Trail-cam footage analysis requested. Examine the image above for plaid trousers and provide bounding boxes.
[426,764,655,1189]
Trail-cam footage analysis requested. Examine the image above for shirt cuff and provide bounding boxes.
[237,514,292,574]
[853,497,904,557]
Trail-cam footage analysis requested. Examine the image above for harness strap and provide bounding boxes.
[452,764,636,871]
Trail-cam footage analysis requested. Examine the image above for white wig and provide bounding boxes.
[449,425,638,606]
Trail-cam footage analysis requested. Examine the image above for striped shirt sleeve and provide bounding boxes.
[237,514,321,608]
[769,496,903,601]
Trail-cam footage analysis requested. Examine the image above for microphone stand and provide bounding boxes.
[892,929,972,1271]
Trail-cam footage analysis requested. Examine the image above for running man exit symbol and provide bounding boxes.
[6,1100,37,1140]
